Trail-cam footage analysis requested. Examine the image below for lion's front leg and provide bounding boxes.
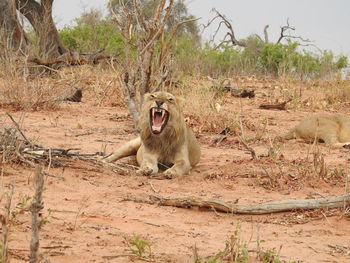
[164,146,191,178]
[136,146,159,176]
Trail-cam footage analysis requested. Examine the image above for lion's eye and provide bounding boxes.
[168,97,174,102]
[150,94,156,99]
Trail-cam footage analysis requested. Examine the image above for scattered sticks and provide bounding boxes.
[2,114,128,175]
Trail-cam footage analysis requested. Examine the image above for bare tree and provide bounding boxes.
[205,9,312,50]
[15,0,68,59]
[110,0,198,126]
[204,8,247,49]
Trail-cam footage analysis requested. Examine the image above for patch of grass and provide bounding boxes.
[124,235,153,259]
[194,223,299,263]
[194,223,249,263]
[176,78,238,133]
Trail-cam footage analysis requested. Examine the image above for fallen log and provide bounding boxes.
[124,194,350,215]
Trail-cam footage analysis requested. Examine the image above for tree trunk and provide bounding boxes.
[0,0,27,51]
[16,0,68,59]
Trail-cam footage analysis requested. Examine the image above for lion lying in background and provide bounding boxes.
[283,114,350,148]
[103,91,201,177]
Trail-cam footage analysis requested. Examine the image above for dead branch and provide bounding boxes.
[276,18,312,44]
[29,166,44,263]
[6,113,32,145]
[29,49,115,68]
[205,8,246,49]
[259,99,291,110]
[124,194,350,215]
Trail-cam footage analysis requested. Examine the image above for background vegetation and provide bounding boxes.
[58,9,348,80]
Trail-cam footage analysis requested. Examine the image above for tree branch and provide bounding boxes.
[204,9,246,48]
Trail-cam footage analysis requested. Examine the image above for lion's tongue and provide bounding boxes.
[152,113,163,132]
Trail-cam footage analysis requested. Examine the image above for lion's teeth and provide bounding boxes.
[161,110,165,119]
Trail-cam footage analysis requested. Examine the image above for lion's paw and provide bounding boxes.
[136,167,154,177]
[163,169,178,179]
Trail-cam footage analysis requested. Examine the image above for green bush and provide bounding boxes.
[59,10,124,55]
[201,44,242,76]
[260,41,299,74]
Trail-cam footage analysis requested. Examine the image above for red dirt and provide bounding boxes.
[2,80,350,263]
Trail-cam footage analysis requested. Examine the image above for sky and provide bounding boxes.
[53,0,350,57]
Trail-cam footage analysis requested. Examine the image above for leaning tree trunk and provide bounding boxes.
[0,0,27,52]
[16,0,68,59]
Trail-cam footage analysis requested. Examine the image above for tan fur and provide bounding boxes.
[103,91,201,177]
[283,114,350,148]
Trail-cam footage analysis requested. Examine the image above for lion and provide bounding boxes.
[103,91,201,177]
[282,114,350,148]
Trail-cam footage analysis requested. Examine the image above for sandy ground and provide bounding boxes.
[1,79,350,263]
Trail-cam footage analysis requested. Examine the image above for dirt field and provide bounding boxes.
[1,77,350,263]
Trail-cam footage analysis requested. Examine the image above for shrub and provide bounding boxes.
[59,9,124,55]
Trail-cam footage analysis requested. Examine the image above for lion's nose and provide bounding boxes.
[156,101,164,107]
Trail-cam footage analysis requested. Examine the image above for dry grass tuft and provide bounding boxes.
[0,54,124,111]
[174,77,238,133]
[0,53,62,110]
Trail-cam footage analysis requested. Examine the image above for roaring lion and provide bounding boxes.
[103,91,201,177]
[283,114,350,148]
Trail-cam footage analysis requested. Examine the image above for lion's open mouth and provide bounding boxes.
[150,107,169,134]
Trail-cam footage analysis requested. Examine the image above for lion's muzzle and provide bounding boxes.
[150,107,169,134]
